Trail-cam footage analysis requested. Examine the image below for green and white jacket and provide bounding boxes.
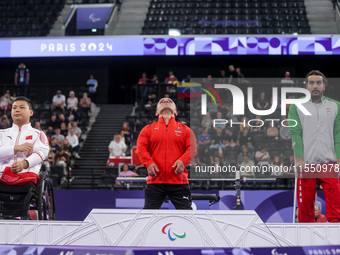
[288,96,340,164]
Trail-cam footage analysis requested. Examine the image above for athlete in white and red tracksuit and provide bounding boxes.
[289,70,340,222]
[0,97,49,185]
[137,98,197,209]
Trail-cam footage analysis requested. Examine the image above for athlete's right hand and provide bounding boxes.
[147,163,159,177]
[14,143,33,154]
[295,157,306,171]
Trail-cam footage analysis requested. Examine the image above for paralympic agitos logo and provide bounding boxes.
[162,223,186,241]
[199,84,312,128]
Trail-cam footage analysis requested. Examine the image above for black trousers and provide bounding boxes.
[144,184,192,210]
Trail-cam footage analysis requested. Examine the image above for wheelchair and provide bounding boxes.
[0,170,55,220]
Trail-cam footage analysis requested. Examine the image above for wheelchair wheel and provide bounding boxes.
[38,172,56,220]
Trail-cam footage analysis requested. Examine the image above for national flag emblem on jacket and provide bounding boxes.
[26,135,32,140]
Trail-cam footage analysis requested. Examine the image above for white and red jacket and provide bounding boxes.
[0,123,49,184]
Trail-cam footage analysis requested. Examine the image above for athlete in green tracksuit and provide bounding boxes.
[289,70,340,222]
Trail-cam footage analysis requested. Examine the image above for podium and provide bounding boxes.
[1,209,340,247]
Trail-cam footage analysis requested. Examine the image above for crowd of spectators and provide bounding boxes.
[133,66,297,182]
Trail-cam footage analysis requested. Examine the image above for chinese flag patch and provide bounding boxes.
[26,135,32,140]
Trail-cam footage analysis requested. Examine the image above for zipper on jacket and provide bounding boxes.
[165,125,168,183]
[14,127,22,162]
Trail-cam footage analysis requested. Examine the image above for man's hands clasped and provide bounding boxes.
[12,143,32,173]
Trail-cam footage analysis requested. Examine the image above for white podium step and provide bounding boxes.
[0,209,339,247]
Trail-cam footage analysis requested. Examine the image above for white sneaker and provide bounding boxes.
[74,152,81,159]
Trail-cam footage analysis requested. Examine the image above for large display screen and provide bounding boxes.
[1,36,339,58]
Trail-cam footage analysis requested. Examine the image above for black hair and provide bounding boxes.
[306,70,327,84]
[12,96,33,110]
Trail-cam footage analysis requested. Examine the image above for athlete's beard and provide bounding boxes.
[311,89,323,101]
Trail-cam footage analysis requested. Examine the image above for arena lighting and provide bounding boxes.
[168,28,181,36]
[91,29,97,32]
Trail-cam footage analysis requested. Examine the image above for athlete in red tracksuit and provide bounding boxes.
[137,98,197,209]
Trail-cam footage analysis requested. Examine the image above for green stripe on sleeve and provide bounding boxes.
[288,104,304,157]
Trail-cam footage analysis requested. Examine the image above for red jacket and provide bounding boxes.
[137,116,197,184]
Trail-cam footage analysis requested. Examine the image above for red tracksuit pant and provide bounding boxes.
[297,164,340,223]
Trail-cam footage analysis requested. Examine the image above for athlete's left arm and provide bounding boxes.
[178,127,197,166]
[25,131,49,168]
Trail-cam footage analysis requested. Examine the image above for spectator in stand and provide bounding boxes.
[0,115,10,129]
[236,67,245,83]
[66,128,81,159]
[69,122,82,140]
[209,127,225,150]
[14,63,29,96]
[43,147,55,173]
[198,127,211,149]
[240,155,255,177]
[60,122,69,137]
[66,107,77,125]
[239,117,250,133]
[108,134,127,157]
[47,114,60,131]
[239,128,254,152]
[151,75,159,84]
[201,113,213,130]
[138,72,149,84]
[121,122,131,145]
[197,147,211,166]
[214,111,226,129]
[54,146,70,189]
[61,138,72,156]
[228,65,238,84]
[79,92,91,115]
[211,155,225,175]
[79,92,91,108]
[51,90,66,113]
[120,130,130,148]
[119,163,138,177]
[271,155,283,176]
[223,128,239,148]
[280,125,291,140]
[50,137,59,153]
[87,74,98,102]
[116,163,138,185]
[144,93,158,110]
[51,128,65,145]
[204,75,213,85]
[58,112,68,126]
[67,91,78,111]
[314,204,327,223]
[139,72,151,100]
[256,92,270,110]
[34,121,42,131]
[255,145,270,165]
[266,122,279,139]
[14,63,30,85]
[218,70,227,83]
[182,75,191,83]
[249,115,265,132]
[0,90,12,110]
[281,71,295,85]
[237,145,253,165]
[164,71,178,84]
